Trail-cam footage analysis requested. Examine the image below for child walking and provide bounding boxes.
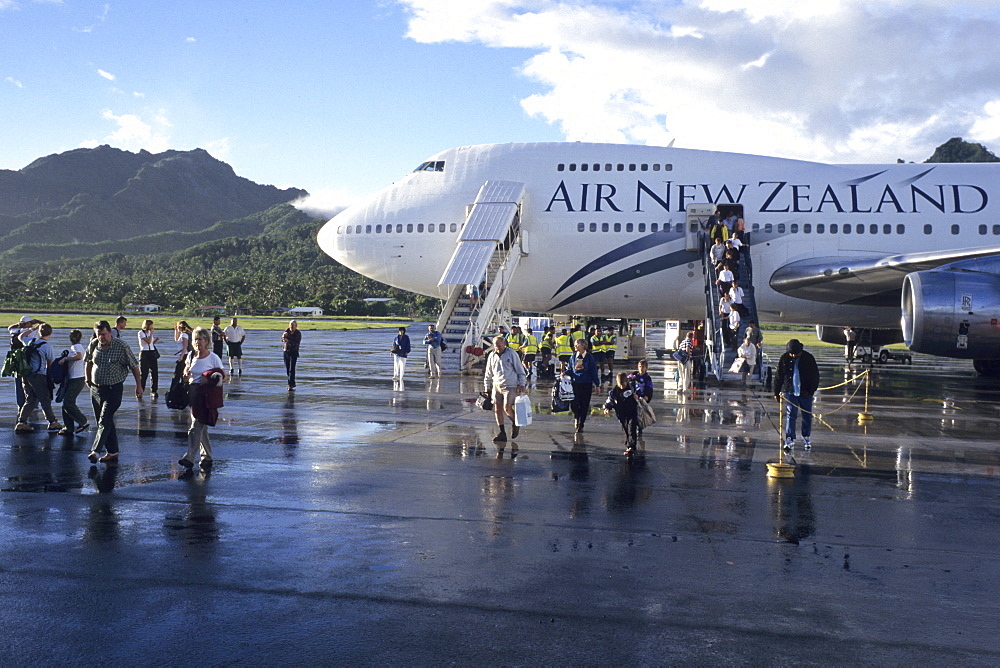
[604,372,640,456]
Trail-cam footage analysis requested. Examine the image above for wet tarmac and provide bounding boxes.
[3,328,1000,664]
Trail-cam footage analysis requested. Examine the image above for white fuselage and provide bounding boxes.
[318,142,999,327]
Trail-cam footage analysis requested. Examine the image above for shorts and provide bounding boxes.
[606,351,616,360]
[558,355,570,364]
[540,346,551,355]
[592,351,605,361]
[491,387,515,407]
[524,354,536,362]
[227,342,243,358]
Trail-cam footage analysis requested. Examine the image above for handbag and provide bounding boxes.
[638,400,656,428]
[165,376,189,410]
[440,340,448,352]
[475,391,493,411]
[672,348,689,365]
[729,357,748,374]
[557,374,575,401]
[391,344,401,355]
[152,347,161,360]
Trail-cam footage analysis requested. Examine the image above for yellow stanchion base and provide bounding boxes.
[857,412,873,424]
[766,459,796,478]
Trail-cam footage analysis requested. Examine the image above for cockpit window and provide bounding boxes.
[413,160,445,173]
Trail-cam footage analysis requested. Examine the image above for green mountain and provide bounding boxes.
[0,145,306,257]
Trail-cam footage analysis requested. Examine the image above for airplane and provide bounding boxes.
[317,142,1000,376]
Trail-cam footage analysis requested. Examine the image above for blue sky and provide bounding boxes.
[4,1,1000,215]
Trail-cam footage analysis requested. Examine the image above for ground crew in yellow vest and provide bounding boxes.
[604,326,618,381]
[570,325,586,349]
[508,326,527,358]
[555,328,572,373]
[522,327,538,377]
[541,327,556,376]
[590,328,607,380]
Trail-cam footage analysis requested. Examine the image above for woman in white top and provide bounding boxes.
[178,327,226,470]
[138,319,161,398]
[736,339,758,387]
[173,320,192,375]
[57,329,89,435]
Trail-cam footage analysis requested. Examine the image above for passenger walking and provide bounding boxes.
[282,320,302,391]
[773,339,820,451]
[391,326,411,380]
[14,322,62,433]
[604,326,617,380]
[223,317,246,376]
[483,335,526,442]
[178,327,226,471]
[423,324,443,378]
[7,315,37,411]
[113,316,128,338]
[211,316,226,358]
[736,339,757,387]
[566,338,601,433]
[522,327,538,378]
[604,372,640,455]
[173,321,192,377]
[628,358,654,437]
[138,319,161,398]
[85,320,142,464]
[677,331,695,390]
[57,329,89,435]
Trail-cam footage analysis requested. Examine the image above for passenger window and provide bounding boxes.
[345,226,351,234]
[356,226,362,234]
[790,223,799,233]
[638,223,646,232]
[817,223,824,233]
[605,164,612,171]
[569,164,577,171]
[617,164,625,171]
[764,223,773,233]
[613,223,621,232]
[450,223,457,232]
[843,224,851,234]
[629,164,636,171]
[417,224,424,232]
[980,225,987,235]
[580,164,588,171]
[397,224,403,233]
[626,223,634,232]
[593,164,600,171]
[752,223,760,232]
[993,224,1000,235]
[803,223,811,233]
[651,223,659,232]
[640,164,648,171]
[652,165,660,171]
[602,223,609,232]
[951,224,960,235]
[830,224,838,233]
[883,224,891,235]
[376,225,382,233]
[896,224,904,234]
[406,224,413,233]
[923,224,932,235]
[365,225,371,234]
[557,164,565,171]
[777,223,785,233]
[856,224,864,234]
[577,223,585,232]
[590,223,597,232]
[676,223,684,233]
[664,164,673,171]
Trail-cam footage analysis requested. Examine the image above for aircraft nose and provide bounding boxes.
[316,206,358,265]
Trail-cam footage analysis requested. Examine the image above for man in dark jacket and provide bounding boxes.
[773,339,819,451]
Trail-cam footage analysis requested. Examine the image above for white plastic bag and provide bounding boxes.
[514,394,533,426]
[558,375,575,401]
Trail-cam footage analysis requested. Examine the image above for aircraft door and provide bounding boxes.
[685,204,716,251]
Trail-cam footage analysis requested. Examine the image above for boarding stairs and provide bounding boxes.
[435,180,526,373]
[701,234,762,384]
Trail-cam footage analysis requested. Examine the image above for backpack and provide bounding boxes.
[2,339,42,377]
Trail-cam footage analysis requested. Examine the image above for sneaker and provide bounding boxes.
[178,458,194,469]
[87,451,100,463]
[47,421,63,431]
[492,431,507,443]
[802,437,812,450]
[783,438,794,452]
[199,459,213,470]
[511,425,520,439]
[14,422,33,433]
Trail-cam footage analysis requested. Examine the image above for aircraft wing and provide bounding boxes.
[769,245,1000,307]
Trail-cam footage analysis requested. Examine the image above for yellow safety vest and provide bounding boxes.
[508,332,526,351]
[524,334,538,354]
[605,332,617,354]
[555,334,572,356]
[570,330,586,346]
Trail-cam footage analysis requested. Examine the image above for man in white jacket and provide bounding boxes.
[484,335,526,442]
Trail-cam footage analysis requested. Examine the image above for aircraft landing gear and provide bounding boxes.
[973,359,1000,377]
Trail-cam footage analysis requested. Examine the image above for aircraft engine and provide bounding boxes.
[902,270,1000,371]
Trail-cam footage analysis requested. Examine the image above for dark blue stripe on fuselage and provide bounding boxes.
[551,231,679,299]
[550,248,700,312]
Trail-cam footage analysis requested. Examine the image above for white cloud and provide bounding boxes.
[398,0,1000,162]
[93,109,171,153]
[186,36,196,43]
[291,188,357,219]
[97,68,115,81]
[5,76,24,88]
